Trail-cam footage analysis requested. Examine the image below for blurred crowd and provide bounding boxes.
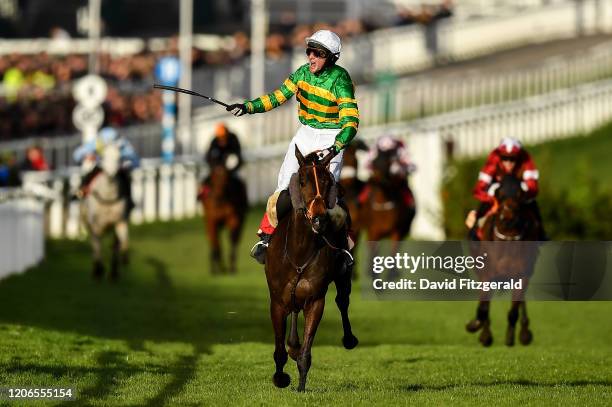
[0,145,50,187]
[0,1,453,142]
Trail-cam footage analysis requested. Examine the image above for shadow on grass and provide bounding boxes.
[6,349,200,405]
[402,379,612,392]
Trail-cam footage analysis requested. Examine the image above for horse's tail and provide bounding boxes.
[287,311,301,357]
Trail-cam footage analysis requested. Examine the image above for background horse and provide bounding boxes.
[80,144,129,281]
[201,164,248,274]
[360,150,416,280]
[265,146,358,392]
[338,139,368,255]
[361,147,416,243]
[466,174,539,347]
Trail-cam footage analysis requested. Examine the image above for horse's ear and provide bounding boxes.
[295,145,305,167]
[288,173,305,209]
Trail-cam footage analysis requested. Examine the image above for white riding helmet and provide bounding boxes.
[306,30,342,59]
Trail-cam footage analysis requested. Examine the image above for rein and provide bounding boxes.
[305,163,322,220]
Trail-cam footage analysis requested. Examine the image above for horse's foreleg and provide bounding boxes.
[297,298,325,392]
[335,271,358,350]
[506,300,520,346]
[519,301,533,345]
[207,220,222,274]
[115,221,129,265]
[110,233,120,282]
[466,299,493,347]
[228,217,242,274]
[287,311,301,361]
[90,233,104,280]
[271,301,290,388]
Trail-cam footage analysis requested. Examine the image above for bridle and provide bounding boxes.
[305,163,323,222]
[492,199,526,241]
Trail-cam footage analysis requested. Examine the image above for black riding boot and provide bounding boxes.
[335,197,355,273]
[250,233,272,264]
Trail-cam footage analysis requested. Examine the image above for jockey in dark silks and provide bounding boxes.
[73,127,139,217]
[200,123,244,200]
[359,135,416,208]
[465,137,546,241]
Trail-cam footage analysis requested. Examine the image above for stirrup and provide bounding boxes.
[250,234,271,265]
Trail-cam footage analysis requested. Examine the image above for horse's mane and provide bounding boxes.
[497,175,522,200]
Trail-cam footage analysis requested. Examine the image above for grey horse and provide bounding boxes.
[80,144,129,281]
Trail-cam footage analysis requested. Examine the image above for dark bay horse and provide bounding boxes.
[201,164,248,274]
[265,146,358,392]
[361,148,416,242]
[466,175,539,347]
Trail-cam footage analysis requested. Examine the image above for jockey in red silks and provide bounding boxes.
[358,135,416,208]
[465,137,546,240]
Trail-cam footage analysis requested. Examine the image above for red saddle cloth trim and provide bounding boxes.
[358,185,371,205]
[258,212,276,235]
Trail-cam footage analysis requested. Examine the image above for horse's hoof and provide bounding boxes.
[466,319,482,333]
[519,328,533,345]
[121,252,130,266]
[479,331,493,347]
[297,384,306,392]
[273,372,290,388]
[288,347,300,361]
[506,327,516,347]
[342,334,359,350]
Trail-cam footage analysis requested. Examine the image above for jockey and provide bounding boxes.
[200,123,244,200]
[73,126,139,215]
[225,29,359,264]
[359,135,416,207]
[205,123,243,173]
[465,137,545,240]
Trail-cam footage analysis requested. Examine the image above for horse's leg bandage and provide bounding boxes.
[266,191,282,228]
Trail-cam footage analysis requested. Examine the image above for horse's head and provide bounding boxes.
[209,164,229,197]
[494,174,526,234]
[289,146,337,233]
[341,139,368,176]
[371,149,394,182]
[100,144,121,178]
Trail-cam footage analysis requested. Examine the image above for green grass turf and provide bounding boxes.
[0,212,611,405]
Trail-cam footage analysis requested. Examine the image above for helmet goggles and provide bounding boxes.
[306,42,330,59]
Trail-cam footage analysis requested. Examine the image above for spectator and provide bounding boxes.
[0,151,21,187]
[20,145,50,172]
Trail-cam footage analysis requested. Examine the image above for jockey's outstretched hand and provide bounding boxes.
[227,103,247,117]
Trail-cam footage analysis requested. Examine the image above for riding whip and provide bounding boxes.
[153,84,230,108]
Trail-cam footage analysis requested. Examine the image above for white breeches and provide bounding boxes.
[275,124,344,192]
